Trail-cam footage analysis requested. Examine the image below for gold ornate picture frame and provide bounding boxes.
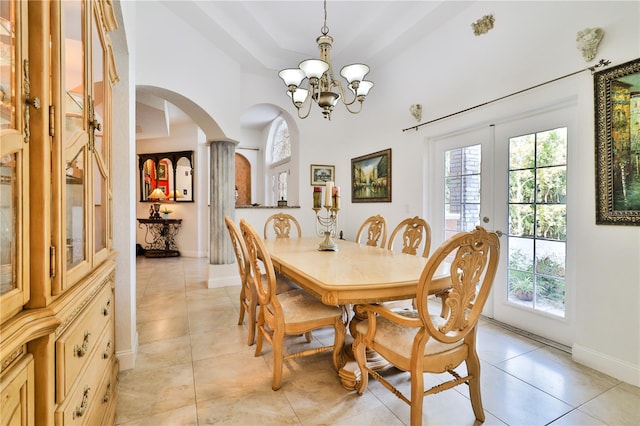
[595,58,640,225]
[351,148,392,203]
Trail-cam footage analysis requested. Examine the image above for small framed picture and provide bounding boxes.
[310,164,335,185]
[158,163,167,180]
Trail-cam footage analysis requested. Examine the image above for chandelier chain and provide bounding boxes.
[321,0,329,35]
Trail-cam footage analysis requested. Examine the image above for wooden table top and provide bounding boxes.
[263,237,449,306]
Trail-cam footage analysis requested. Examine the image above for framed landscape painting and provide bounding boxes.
[595,57,640,225]
[351,148,391,203]
[310,164,335,185]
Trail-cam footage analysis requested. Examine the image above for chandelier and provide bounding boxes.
[278,0,374,120]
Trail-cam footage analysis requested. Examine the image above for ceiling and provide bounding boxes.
[136,1,474,138]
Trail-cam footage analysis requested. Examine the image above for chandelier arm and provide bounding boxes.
[297,91,315,119]
[334,80,358,107]
[344,100,364,114]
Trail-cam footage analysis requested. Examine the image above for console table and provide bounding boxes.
[137,218,183,257]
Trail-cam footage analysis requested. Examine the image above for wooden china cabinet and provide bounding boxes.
[0,1,119,424]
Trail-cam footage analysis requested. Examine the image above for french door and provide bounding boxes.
[427,103,576,345]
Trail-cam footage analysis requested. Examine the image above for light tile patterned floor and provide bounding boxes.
[116,256,639,425]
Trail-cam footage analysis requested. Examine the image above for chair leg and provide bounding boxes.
[237,287,246,326]
[410,367,425,426]
[467,351,486,422]
[247,292,258,346]
[254,311,264,357]
[272,328,285,391]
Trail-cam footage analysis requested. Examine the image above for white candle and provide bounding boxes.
[325,181,333,207]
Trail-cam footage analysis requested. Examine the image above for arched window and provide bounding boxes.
[266,116,297,205]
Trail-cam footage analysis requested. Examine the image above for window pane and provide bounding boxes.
[536,166,566,203]
[443,144,481,237]
[536,128,567,167]
[535,204,566,240]
[509,134,535,170]
[509,204,534,237]
[271,119,291,163]
[509,169,535,203]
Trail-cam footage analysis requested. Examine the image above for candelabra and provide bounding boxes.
[313,204,339,251]
[312,182,341,251]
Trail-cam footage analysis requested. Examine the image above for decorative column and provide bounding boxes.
[208,138,239,265]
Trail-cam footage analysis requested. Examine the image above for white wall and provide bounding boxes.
[127,1,639,384]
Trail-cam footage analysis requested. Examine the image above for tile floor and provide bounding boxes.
[116,256,639,425]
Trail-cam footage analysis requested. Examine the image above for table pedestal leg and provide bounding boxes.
[337,305,393,391]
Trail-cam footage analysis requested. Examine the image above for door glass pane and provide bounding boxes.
[92,14,106,254]
[64,0,86,269]
[66,149,85,268]
[0,3,16,130]
[443,145,481,240]
[507,127,567,317]
[94,157,106,253]
[0,153,17,294]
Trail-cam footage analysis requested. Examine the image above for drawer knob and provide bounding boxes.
[74,331,91,357]
[73,386,90,419]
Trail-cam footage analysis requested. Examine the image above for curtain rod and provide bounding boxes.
[402,58,611,133]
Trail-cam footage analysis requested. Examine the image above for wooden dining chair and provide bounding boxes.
[353,226,500,426]
[240,219,347,390]
[355,214,387,248]
[225,216,258,345]
[225,216,294,346]
[263,213,302,239]
[387,216,431,258]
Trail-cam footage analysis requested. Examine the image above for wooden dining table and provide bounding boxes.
[262,236,452,390]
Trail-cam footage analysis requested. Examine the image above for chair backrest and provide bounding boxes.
[263,213,302,239]
[355,215,387,248]
[224,216,250,286]
[387,216,431,258]
[241,219,280,314]
[416,226,500,345]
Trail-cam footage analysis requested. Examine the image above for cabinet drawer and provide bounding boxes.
[87,361,118,426]
[56,284,114,400]
[0,354,34,426]
[54,329,113,426]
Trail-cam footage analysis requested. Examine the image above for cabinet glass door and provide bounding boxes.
[0,0,29,322]
[62,0,88,275]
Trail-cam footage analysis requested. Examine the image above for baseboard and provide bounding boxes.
[116,331,138,371]
[572,343,639,387]
[208,263,241,288]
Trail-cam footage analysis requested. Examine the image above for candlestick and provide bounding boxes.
[325,181,333,207]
